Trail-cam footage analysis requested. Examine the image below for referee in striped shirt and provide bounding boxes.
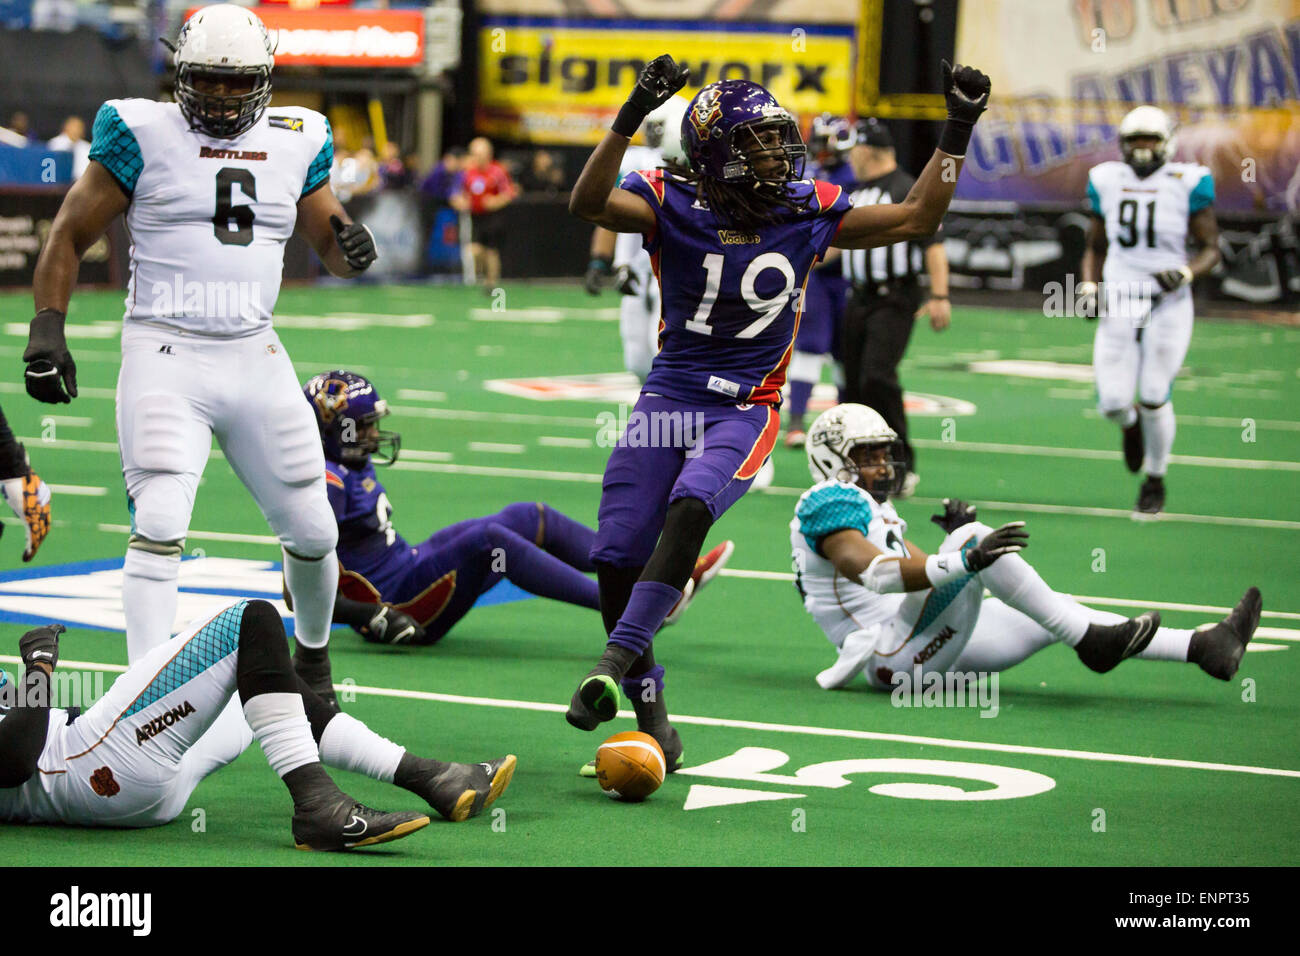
[840,119,950,495]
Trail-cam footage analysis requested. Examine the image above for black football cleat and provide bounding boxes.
[1076,611,1161,673]
[565,673,621,731]
[1122,415,1144,473]
[293,795,429,851]
[293,643,340,713]
[1190,587,1262,681]
[1133,476,1165,520]
[399,755,517,822]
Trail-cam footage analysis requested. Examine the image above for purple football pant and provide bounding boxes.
[385,503,599,642]
[591,394,780,568]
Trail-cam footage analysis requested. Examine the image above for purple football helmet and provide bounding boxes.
[809,113,854,161]
[682,79,806,184]
[304,370,401,467]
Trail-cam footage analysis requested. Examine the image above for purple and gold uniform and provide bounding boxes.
[592,170,851,566]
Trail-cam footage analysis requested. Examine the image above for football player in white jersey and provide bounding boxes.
[0,602,515,849]
[582,96,689,382]
[790,404,1260,691]
[1080,106,1221,517]
[24,5,376,703]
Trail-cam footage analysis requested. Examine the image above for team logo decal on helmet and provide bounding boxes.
[688,87,724,140]
[304,370,402,467]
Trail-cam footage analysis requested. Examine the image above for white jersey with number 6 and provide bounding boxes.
[88,99,333,336]
[1086,160,1214,284]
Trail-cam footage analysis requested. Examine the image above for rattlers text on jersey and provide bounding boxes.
[88,99,333,335]
[1087,160,1214,285]
[790,479,909,649]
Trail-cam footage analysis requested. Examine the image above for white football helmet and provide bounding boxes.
[1118,106,1175,177]
[644,95,690,165]
[807,403,906,501]
[173,4,275,138]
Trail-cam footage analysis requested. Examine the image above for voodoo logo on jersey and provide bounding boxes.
[689,88,724,139]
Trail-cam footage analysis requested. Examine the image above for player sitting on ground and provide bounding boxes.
[303,371,734,646]
[792,403,1261,691]
[0,600,516,850]
[563,53,990,770]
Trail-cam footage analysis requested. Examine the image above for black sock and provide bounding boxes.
[394,751,450,791]
[282,762,341,811]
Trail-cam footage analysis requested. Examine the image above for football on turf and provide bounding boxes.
[594,731,666,801]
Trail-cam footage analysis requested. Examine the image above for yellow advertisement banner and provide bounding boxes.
[477,19,855,145]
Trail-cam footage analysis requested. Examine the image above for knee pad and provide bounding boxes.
[236,599,295,703]
[128,477,194,545]
[498,502,544,541]
[1099,404,1132,425]
[275,497,338,559]
[1138,400,1167,412]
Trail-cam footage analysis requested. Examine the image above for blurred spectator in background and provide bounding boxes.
[1,111,35,146]
[378,140,413,190]
[47,114,89,179]
[520,149,565,195]
[420,145,466,206]
[332,141,379,203]
[450,136,518,292]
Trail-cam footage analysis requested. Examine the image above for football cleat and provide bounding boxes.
[899,471,921,499]
[784,429,806,450]
[1190,587,1261,681]
[360,605,425,645]
[566,673,622,730]
[750,455,776,491]
[1133,475,1165,519]
[1122,414,1144,473]
[293,643,340,713]
[401,755,517,822]
[1075,611,1160,673]
[292,795,429,851]
[816,628,877,689]
[664,539,734,626]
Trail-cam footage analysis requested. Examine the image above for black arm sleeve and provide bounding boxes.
[0,670,52,788]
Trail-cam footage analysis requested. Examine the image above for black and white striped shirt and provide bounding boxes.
[841,168,937,289]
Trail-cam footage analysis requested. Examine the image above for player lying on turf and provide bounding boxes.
[792,404,1262,691]
[0,600,515,850]
[563,53,990,769]
[303,370,734,646]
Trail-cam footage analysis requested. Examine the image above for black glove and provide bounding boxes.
[19,623,64,671]
[584,256,612,295]
[937,60,991,155]
[1153,266,1192,293]
[962,521,1028,572]
[931,498,977,535]
[361,606,425,646]
[329,215,378,272]
[613,54,690,137]
[614,264,640,297]
[23,309,77,404]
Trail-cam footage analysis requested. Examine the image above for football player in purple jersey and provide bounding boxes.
[302,371,726,648]
[565,54,990,768]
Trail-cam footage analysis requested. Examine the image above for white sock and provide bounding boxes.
[1076,603,1192,662]
[283,548,339,650]
[318,712,405,782]
[123,548,180,663]
[977,553,1093,646]
[1140,402,1176,477]
[243,692,320,778]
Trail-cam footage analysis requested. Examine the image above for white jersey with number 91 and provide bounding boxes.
[88,99,333,336]
[1086,160,1214,285]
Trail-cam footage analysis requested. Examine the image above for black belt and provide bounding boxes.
[852,279,918,300]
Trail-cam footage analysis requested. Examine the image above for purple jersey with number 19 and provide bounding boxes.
[621,169,851,406]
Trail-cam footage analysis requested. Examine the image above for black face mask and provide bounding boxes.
[176,65,271,138]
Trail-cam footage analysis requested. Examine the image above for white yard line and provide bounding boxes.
[539,436,594,448]
[4,655,1294,780]
[47,485,108,497]
[911,438,1300,472]
[468,442,526,454]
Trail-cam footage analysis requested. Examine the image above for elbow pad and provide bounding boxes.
[862,555,907,594]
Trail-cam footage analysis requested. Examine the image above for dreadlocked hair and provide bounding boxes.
[672,163,813,232]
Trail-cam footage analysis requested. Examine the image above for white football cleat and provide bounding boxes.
[899,471,920,498]
[749,455,775,491]
[664,539,735,626]
[816,628,878,690]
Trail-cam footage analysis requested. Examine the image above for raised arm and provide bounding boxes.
[832,62,990,250]
[296,186,378,278]
[569,54,688,233]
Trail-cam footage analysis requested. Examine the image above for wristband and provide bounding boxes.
[929,295,949,301]
[937,120,975,158]
[1178,265,1194,285]
[612,101,648,138]
[924,552,970,588]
